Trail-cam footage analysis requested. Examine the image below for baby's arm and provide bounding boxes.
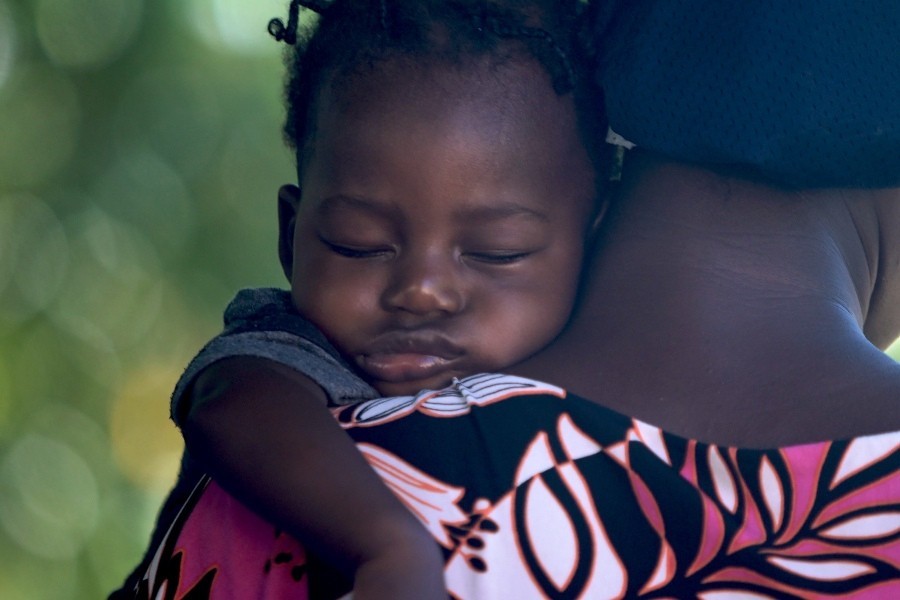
[182,356,445,599]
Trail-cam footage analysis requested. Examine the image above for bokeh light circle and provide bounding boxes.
[0,361,10,436]
[0,65,80,187]
[0,2,315,597]
[114,66,224,179]
[185,0,288,54]
[0,553,77,600]
[0,434,100,560]
[35,0,143,69]
[109,363,184,493]
[48,206,165,351]
[0,1,16,90]
[0,194,69,324]
[92,149,195,261]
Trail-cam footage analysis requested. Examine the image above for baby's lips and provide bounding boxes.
[356,352,452,384]
[363,331,465,359]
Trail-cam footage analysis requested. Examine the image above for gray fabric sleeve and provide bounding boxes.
[170,289,378,425]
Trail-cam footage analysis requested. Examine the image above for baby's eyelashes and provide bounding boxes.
[319,236,394,259]
[463,250,534,265]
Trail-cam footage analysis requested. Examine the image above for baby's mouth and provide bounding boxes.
[357,353,451,383]
[356,334,464,385]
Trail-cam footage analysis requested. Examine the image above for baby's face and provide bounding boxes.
[282,59,597,396]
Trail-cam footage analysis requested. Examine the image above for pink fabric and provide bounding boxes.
[135,376,900,598]
[138,478,309,599]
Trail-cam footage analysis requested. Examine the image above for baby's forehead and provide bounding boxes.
[303,53,586,160]
[324,52,557,111]
[315,59,585,155]
[298,53,597,228]
[300,69,595,226]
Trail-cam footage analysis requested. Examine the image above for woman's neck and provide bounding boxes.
[518,152,900,446]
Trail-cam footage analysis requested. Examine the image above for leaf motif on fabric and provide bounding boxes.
[557,412,603,461]
[698,591,778,600]
[633,419,670,466]
[444,416,626,599]
[515,431,557,487]
[338,374,565,428]
[638,538,675,595]
[831,431,900,488]
[766,555,876,581]
[522,474,581,590]
[348,394,420,425]
[358,442,468,548]
[819,512,900,541]
[709,446,738,514]
[759,455,785,531]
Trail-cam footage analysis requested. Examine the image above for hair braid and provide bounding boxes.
[479,13,575,94]
[268,0,332,45]
[266,0,609,180]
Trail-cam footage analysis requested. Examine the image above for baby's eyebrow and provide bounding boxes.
[455,203,550,223]
[316,196,550,223]
[315,195,394,218]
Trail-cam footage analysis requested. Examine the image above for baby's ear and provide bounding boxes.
[588,190,612,240]
[277,184,302,281]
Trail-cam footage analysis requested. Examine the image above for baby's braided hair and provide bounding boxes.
[469,9,575,94]
[268,0,607,178]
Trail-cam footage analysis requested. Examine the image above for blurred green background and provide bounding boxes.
[0,0,308,597]
[1,1,899,599]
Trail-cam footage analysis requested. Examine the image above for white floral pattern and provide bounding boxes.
[135,376,900,599]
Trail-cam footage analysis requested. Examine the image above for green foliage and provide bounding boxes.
[0,1,294,597]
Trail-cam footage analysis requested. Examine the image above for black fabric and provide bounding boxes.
[594,0,900,188]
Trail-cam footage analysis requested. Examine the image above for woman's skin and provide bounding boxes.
[517,149,900,447]
[182,149,899,598]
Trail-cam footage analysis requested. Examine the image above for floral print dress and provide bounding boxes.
[133,373,900,599]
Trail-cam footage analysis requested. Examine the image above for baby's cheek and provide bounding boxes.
[549,251,586,304]
[531,267,581,333]
[490,294,568,364]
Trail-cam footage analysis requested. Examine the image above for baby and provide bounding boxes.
[115,0,608,597]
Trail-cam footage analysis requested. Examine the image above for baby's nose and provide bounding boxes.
[382,252,465,317]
